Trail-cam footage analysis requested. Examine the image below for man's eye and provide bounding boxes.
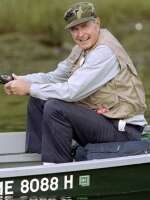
[70,27,77,32]
[81,23,88,28]
[82,24,87,28]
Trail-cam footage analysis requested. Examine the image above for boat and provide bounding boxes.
[0,126,150,199]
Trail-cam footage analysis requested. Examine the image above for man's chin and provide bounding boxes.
[78,43,92,50]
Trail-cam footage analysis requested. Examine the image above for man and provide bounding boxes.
[4,2,147,163]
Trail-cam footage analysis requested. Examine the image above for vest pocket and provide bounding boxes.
[96,92,119,110]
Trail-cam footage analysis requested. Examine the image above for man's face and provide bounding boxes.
[69,18,100,50]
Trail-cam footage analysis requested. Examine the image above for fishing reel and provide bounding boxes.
[0,74,14,84]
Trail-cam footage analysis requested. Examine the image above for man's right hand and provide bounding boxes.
[4,78,31,96]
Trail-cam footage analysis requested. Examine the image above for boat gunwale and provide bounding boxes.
[0,153,150,178]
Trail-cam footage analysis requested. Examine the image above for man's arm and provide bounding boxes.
[30,45,120,101]
[3,59,72,95]
[20,59,72,84]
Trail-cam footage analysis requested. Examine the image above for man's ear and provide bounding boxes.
[96,17,100,26]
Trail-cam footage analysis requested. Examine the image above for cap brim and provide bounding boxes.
[65,16,96,30]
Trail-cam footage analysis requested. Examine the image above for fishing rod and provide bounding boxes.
[0,74,14,84]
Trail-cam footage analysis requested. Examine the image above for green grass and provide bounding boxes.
[0,86,28,131]
[0,0,149,131]
[0,32,149,131]
[0,0,149,45]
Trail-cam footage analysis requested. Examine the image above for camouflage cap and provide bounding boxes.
[64,2,96,30]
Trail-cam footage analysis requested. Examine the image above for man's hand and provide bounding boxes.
[96,104,109,114]
[4,79,31,96]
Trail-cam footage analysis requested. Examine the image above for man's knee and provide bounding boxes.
[28,96,45,112]
[28,96,44,106]
[43,99,66,118]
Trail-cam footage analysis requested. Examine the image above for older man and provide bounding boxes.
[4,2,147,163]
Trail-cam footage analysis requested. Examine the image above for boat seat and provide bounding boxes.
[0,132,41,168]
[0,126,149,168]
[0,132,26,154]
[143,125,150,133]
[0,126,149,154]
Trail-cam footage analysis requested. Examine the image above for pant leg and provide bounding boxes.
[25,96,46,153]
[26,98,142,163]
[42,100,74,163]
[41,99,130,163]
[125,124,143,140]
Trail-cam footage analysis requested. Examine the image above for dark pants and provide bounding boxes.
[26,97,143,163]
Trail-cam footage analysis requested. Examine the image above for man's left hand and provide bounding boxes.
[96,104,109,114]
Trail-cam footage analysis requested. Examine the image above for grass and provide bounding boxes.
[0,0,149,131]
[0,31,149,131]
[0,86,28,131]
[0,0,149,45]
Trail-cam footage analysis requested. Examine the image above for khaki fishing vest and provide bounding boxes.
[67,29,147,119]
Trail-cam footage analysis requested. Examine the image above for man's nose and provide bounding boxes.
[77,29,84,37]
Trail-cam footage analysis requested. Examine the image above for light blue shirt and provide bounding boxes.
[23,45,119,101]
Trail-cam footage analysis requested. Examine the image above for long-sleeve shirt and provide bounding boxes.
[23,45,119,100]
[22,44,147,126]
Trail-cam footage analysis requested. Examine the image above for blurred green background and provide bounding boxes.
[0,0,149,131]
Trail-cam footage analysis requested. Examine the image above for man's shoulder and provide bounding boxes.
[93,44,115,57]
